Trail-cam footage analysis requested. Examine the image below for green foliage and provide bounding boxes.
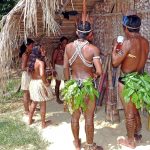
[0,79,23,102]
[0,117,49,150]
[0,0,19,20]
[62,78,99,114]
[122,72,150,113]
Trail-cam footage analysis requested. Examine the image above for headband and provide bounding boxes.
[77,29,92,33]
[122,16,141,29]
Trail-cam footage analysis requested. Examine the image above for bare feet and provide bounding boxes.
[29,119,35,125]
[73,139,81,150]
[84,143,103,150]
[24,111,29,116]
[42,120,52,129]
[56,99,64,104]
[117,137,136,149]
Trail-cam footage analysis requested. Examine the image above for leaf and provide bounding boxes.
[127,89,134,97]
[131,92,138,104]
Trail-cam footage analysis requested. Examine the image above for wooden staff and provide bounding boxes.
[106,56,120,123]
[97,55,109,106]
[148,114,150,130]
[105,55,112,121]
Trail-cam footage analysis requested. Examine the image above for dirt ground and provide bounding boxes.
[22,99,150,150]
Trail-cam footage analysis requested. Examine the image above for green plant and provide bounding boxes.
[0,116,49,150]
[122,72,150,113]
[62,78,99,114]
[0,79,22,102]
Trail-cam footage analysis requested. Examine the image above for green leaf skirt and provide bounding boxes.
[61,78,99,114]
[121,72,150,113]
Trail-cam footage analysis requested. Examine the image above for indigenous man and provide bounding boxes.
[28,46,52,128]
[52,36,68,104]
[19,38,34,115]
[112,15,149,148]
[63,20,103,150]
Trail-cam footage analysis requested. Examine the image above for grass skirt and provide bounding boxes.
[21,71,31,90]
[29,79,53,102]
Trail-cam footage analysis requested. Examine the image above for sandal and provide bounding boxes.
[84,143,103,150]
[73,138,81,150]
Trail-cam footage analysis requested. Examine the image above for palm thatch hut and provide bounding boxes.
[0,0,150,122]
[0,0,100,86]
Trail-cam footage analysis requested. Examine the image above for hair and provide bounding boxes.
[77,21,91,39]
[122,15,141,33]
[28,46,41,73]
[60,36,68,43]
[19,38,34,58]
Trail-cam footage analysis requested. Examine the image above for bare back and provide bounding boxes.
[31,59,46,83]
[122,36,149,73]
[64,40,102,80]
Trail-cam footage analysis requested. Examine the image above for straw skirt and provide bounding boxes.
[21,71,31,90]
[55,64,64,80]
[29,79,53,102]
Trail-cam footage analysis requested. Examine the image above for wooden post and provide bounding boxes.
[105,56,120,123]
[148,114,150,131]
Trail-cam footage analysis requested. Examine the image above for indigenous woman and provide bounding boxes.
[28,46,53,128]
[19,38,34,115]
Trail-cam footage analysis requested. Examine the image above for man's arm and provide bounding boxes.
[112,40,129,67]
[64,45,70,80]
[21,54,28,71]
[93,46,102,77]
[52,49,58,68]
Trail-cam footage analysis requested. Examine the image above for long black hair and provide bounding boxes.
[28,46,42,73]
[19,38,34,58]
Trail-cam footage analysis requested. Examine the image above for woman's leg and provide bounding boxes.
[29,101,38,125]
[40,101,46,128]
[23,90,31,115]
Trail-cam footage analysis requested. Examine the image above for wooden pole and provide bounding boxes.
[106,56,120,123]
[148,114,150,131]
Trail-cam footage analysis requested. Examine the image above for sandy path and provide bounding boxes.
[22,99,150,150]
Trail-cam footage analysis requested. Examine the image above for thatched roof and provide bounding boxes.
[0,0,61,86]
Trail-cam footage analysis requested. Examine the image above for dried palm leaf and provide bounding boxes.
[0,0,61,88]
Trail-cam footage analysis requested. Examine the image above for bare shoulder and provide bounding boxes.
[89,44,100,52]
[65,42,74,51]
[36,60,44,68]
[122,39,131,51]
[141,36,149,45]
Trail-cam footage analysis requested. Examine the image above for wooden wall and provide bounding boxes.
[92,0,150,73]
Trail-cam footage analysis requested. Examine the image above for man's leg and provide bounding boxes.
[23,90,31,115]
[134,109,142,142]
[118,82,136,148]
[84,98,103,150]
[55,79,63,104]
[71,109,81,150]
